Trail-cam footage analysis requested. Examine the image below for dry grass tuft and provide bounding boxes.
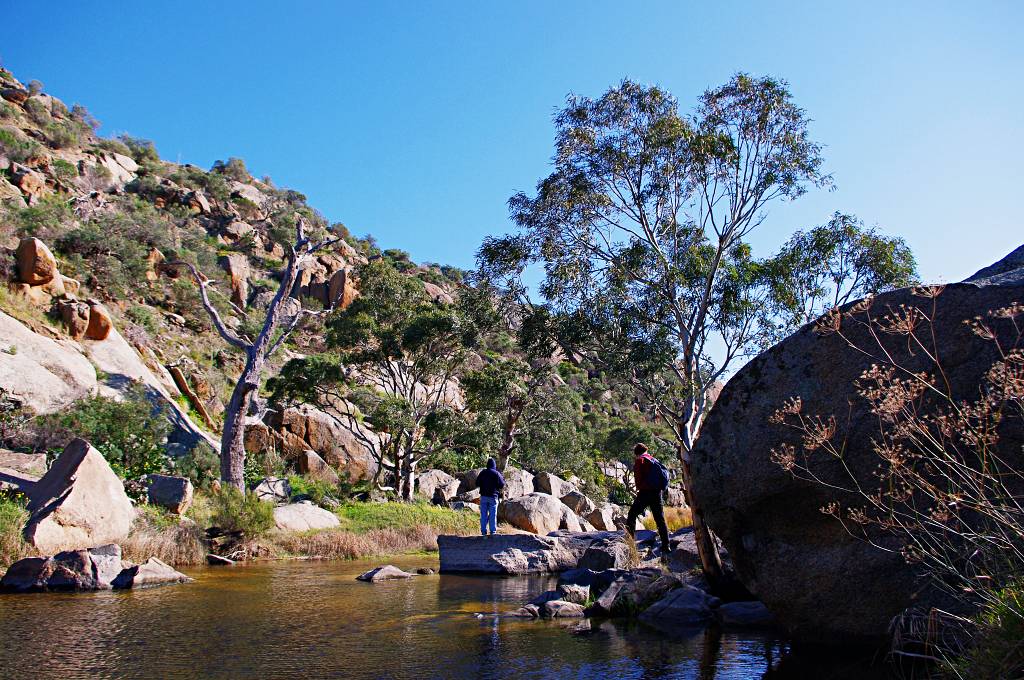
[271,523,445,561]
[643,506,693,533]
[122,507,207,566]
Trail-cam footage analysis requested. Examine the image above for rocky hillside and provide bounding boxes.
[0,67,666,494]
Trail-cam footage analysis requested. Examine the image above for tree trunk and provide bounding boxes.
[678,421,727,590]
[220,349,264,490]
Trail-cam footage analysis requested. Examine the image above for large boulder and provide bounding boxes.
[273,501,340,532]
[586,503,619,531]
[639,584,720,626]
[498,492,577,535]
[253,477,291,504]
[690,246,1024,643]
[23,439,135,553]
[146,474,194,514]
[15,237,58,285]
[437,534,578,575]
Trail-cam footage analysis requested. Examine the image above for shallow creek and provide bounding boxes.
[0,555,897,679]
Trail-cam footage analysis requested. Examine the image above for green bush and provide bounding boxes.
[209,487,275,538]
[37,386,170,494]
[0,492,30,570]
[118,134,159,164]
[286,474,340,508]
[0,126,44,164]
[945,583,1024,679]
[334,501,478,535]
[94,137,131,156]
[51,158,78,182]
[172,442,220,489]
[211,157,249,182]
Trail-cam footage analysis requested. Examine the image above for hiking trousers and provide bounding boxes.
[626,490,670,550]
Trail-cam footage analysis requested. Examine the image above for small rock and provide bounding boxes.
[253,477,291,504]
[146,474,194,514]
[541,600,586,618]
[356,565,416,582]
[112,557,192,589]
[207,554,235,566]
[415,567,434,575]
[273,502,340,532]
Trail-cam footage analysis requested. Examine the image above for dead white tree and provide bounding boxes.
[172,217,340,489]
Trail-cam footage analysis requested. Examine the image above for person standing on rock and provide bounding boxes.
[476,458,505,536]
[626,443,671,557]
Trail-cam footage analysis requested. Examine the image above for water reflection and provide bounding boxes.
[0,557,896,679]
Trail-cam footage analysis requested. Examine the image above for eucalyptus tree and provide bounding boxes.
[174,217,341,489]
[270,259,482,501]
[768,211,917,329]
[478,74,833,586]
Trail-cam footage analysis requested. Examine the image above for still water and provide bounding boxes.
[0,556,895,679]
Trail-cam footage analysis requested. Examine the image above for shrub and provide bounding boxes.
[286,473,339,508]
[211,157,250,182]
[0,493,30,570]
[118,134,159,164]
[27,80,43,96]
[11,194,74,240]
[51,158,78,183]
[0,126,44,164]
[172,442,220,489]
[125,304,158,334]
[209,487,275,538]
[334,501,478,535]
[643,506,692,533]
[32,385,170,495]
[94,137,131,157]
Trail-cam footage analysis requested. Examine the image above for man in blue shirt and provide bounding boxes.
[476,458,505,536]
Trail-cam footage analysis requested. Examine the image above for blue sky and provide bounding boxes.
[3,1,1021,282]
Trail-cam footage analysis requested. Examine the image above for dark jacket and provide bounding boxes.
[476,461,506,498]
[634,453,659,492]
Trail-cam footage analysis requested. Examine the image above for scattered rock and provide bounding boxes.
[534,471,576,498]
[417,469,458,503]
[253,476,291,504]
[639,585,720,625]
[84,300,113,340]
[586,503,619,531]
[560,489,596,516]
[146,474,194,514]
[58,300,91,339]
[505,604,541,618]
[558,583,590,605]
[540,600,585,618]
[356,565,416,582]
[24,439,135,553]
[2,546,190,592]
[15,237,58,285]
[415,567,434,575]
[272,501,340,532]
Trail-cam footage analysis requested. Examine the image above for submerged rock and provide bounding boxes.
[2,546,191,592]
[639,585,720,626]
[716,601,777,628]
[111,557,191,589]
[356,565,416,582]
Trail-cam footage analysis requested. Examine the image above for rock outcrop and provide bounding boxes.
[690,246,1024,642]
[261,404,378,482]
[437,534,579,575]
[23,439,135,553]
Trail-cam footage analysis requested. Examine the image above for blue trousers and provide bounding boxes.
[480,496,498,535]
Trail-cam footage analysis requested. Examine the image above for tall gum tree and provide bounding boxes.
[479,75,836,589]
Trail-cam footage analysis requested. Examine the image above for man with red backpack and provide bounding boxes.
[626,443,671,558]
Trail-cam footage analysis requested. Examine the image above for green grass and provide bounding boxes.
[944,582,1024,679]
[0,495,30,570]
[334,501,477,535]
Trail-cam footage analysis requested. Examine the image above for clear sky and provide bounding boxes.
[3,1,1021,282]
